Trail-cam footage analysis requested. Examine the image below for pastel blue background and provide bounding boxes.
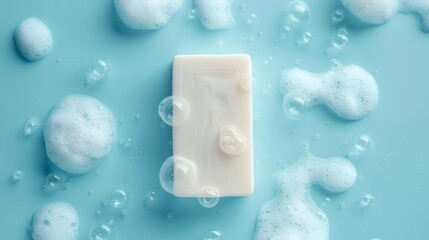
[1,0,428,239]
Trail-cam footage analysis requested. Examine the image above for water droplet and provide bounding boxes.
[89,222,115,240]
[159,157,175,194]
[286,1,310,25]
[204,227,223,240]
[12,170,23,182]
[218,126,246,155]
[24,117,40,136]
[44,171,67,192]
[86,59,111,85]
[359,194,374,207]
[331,9,345,24]
[158,96,190,126]
[282,95,309,120]
[104,188,130,211]
[296,31,312,46]
[348,133,373,158]
[197,186,220,208]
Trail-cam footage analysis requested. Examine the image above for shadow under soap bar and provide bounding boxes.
[172,54,254,197]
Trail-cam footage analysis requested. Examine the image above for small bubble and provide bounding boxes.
[86,59,111,85]
[204,227,223,240]
[118,138,132,150]
[240,75,254,91]
[328,58,342,71]
[119,117,125,124]
[313,134,320,141]
[359,194,374,207]
[339,201,346,209]
[197,186,220,208]
[89,222,115,240]
[282,95,309,120]
[218,126,246,156]
[159,157,175,194]
[264,56,273,65]
[332,27,349,49]
[12,170,23,182]
[104,188,130,211]
[285,1,310,25]
[246,14,257,26]
[158,96,190,126]
[348,133,374,158]
[296,31,312,46]
[24,117,40,136]
[187,9,197,20]
[44,171,67,192]
[331,9,345,24]
[134,113,141,121]
[166,211,174,220]
[239,2,246,9]
[144,191,159,208]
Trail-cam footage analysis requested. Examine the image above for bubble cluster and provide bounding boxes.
[359,193,374,207]
[282,95,309,120]
[279,64,379,120]
[197,186,220,208]
[43,95,116,174]
[204,227,223,240]
[86,59,111,85]
[348,133,374,158]
[14,18,53,61]
[44,171,67,192]
[114,0,183,29]
[89,222,115,240]
[31,202,79,240]
[158,96,190,126]
[218,126,246,155]
[12,170,23,182]
[24,117,40,136]
[253,143,357,240]
[195,0,235,30]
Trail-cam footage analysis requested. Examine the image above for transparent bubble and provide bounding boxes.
[144,191,159,208]
[296,31,312,46]
[187,9,197,20]
[197,186,220,208]
[24,117,40,136]
[204,227,223,240]
[282,95,309,120]
[159,157,175,194]
[118,138,132,150]
[158,96,190,126]
[89,222,115,240]
[44,171,67,192]
[332,27,349,49]
[348,133,373,158]
[359,194,374,207]
[104,188,130,211]
[86,59,111,85]
[331,9,345,24]
[166,211,174,220]
[328,59,342,71]
[286,1,310,24]
[218,126,246,155]
[12,170,23,182]
[240,75,254,91]
[246,14,257,26]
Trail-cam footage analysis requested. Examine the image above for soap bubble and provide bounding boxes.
[197,186,220,208]
[158,96,190,126]
[282,95,309,120]
[159,157,175,194]
[187,9,197,20]
[44,171,67,192]
[359,194,374,207]
[86,59,111,85]
[348,133,373,158]
[144,191,159,208]
[332,27,349,49]
[104,188,130,211]
[89,222,115,240]
[285,1,310,25]
[328,59,342,71]
[24,117,40,136]
[296,31,312,46]
[331,9,345,24]
[240,75,254,91]
[204,227,223,240]
[218,126,246,155]
[12,170,23,182]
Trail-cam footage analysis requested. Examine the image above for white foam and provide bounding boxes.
[31,201,79,240]
[114,0,183,29]
[279,64,379,120]
[43,95,116,174]
[340,0,429,32]
[195,0,235,30]
[253,143,357,240]
[14,18,53,61]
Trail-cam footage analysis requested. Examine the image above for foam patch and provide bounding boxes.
[114,0,183,29]
[279,64,379,120]
[253,143,357,240]
[195,0,235,30]
[14,18,53,61]
[43,95,116,174]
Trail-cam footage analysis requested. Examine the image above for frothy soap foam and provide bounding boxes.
[195,0,235,30]
[31,202,79,240]
[253,143,357,240]
[14,18,53,61]
[340,0,429,32]
[43,95,116,174]
[279,64,379,120]
[114,0,183,29]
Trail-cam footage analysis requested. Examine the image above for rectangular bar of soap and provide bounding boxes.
[172,54,253,197]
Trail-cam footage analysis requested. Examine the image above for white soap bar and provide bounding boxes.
[172,54,254,197]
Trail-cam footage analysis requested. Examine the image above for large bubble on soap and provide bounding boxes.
[253,143,357,240]
[195,0,235,30]
[31,201,79,240]
[43,95,116,174]
[114,0,183,29]
[14,18,53,61]
[279,64,379,120]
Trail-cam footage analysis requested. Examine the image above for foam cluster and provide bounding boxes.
[195,0,235,30]
[340,0,429,32]
[31,202,79,240]
[114,0,183,29]
[253,143,357,240]
[43,95,116,174]
[279,64,379,120]
[14,18,53,61]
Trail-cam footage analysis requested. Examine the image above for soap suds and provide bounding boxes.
[114,0,183,29]
[195,0,235,30]
[43,95,116,174]
[279,64,379,120]
[218,125,246,156]
[31,202,79,240]
[14,18,53,61]
[340,0,429,32]
[253,143,357,240]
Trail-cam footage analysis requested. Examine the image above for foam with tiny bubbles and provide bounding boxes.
[31,201,79,240]
[253,143,357,240]
[195,0,235,30]
[279,64,379,120]
[43,95,116,174]
[114,0,183,29]
[340,0,429,32]
[14,18,53,61]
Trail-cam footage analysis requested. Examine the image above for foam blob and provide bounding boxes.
[14,18,53,61]
[253,143,357,240]
[43,95,116,174]
[218,125,246,156]
[195,0,235,30]
[31,201,79,240]
[114,0,183,29]
[340,0,429,32]
[279,64,379,120]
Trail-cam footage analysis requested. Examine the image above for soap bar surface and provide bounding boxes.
[172,54,253,197]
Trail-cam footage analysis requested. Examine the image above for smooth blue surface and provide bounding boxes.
[0,0,428,239]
